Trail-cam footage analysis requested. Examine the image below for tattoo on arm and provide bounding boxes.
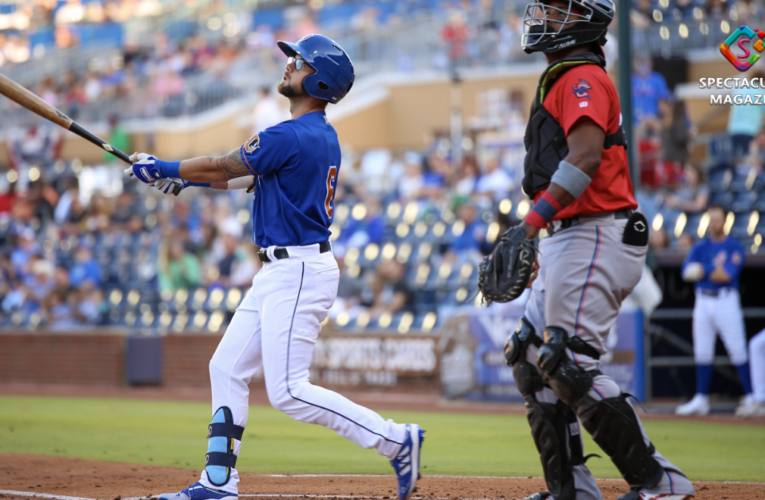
[212,149,250,180]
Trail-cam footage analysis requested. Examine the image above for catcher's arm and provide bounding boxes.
[521,117,605,238]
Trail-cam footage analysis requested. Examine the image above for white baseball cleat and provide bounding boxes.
[675,395,709,416]
[736,399,765,417]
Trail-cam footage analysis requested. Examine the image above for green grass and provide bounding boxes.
[0,396,763,482]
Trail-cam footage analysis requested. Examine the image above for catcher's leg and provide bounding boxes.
[505,315,601,500]
[536,327,693,498]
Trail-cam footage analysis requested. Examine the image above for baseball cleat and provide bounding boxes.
[616,493,693,500]
[674,395,709,416]
[391,424,425,500]
[159,482,237,500]
[517,493,550,500]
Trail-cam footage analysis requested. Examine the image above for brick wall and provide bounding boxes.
[0,332,125,386]
[163,334,222,388]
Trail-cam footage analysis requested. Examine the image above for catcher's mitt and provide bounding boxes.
[477,226,537,305]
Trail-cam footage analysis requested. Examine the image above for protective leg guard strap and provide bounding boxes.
[575,394,663,491]
[206,407,245,487]
[537,327,593,407]
[526,398,584,500]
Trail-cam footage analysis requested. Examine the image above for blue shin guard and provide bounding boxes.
[205,407,245,487]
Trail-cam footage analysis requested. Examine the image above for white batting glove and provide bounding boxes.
[124,153,162,185]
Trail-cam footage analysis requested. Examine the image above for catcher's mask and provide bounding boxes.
[521,0,614,54]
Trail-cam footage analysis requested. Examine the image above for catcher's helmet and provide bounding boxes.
[521,0,614,54]
[277,34,355,104]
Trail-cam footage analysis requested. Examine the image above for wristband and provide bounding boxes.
[525,191,563,229]
[156,159,181,179]
[550,160,591,198]
[186,181,211,187]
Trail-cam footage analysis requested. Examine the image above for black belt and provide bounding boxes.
[258,241,331,263]
[547,209,634,237]
[699,288,733,297]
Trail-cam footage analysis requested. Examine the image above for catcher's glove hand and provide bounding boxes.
[477,225,537,305]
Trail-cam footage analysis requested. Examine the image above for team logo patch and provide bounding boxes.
[732,251,742,265]
[634,220,646,232]
[244,134,260,154]
[572,78,592,101]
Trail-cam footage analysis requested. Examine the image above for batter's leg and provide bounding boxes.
[161,286,264,500]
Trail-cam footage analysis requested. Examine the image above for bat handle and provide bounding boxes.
[69,121,132,165]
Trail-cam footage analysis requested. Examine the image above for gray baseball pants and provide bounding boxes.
[522,213,694,500]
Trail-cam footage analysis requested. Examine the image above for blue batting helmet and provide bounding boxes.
[277,34,355,104]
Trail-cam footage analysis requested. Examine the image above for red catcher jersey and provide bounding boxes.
[533,63,638,219]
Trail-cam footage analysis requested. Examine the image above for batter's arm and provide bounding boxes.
[177,148,252,184]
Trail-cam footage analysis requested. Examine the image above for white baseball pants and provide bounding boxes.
[692,289,748,365]
[200,247,408,493]
[750,329,765,403]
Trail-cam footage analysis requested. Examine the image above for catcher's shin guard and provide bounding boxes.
[574,394,663,491]
[205,406,245,486]
[536,327,593,407]
[505,317,545,396]
[526,398,587,500]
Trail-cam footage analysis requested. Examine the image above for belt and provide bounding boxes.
[547,209,634,237]
[258,241,332,263]
[698,288,733,297]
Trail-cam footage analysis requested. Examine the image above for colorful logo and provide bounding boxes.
[720,25,765,71]
[572,78,592,100]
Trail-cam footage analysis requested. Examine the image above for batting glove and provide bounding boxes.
[125,153,163,185]
[154,178,186,196]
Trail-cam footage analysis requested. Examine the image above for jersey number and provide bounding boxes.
[324,166,337,218]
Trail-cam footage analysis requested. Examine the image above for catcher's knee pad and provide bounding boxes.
[505,318,545,397]
[536,327,593,407]
[574,394,663,491]
[205,406,245,487]
[526,398,586,500]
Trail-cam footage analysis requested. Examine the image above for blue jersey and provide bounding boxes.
[682,235,745,291]
[239,111,340,247]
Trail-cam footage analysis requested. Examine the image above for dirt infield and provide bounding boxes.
[0,454,763,500]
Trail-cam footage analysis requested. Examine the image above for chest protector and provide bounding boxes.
[522,52,627,197]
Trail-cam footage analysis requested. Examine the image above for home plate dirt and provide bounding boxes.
[0,454,763,500]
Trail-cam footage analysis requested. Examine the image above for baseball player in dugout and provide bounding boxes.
[677,205,754,417]
[125,35,424,500]
[501,1,694,500]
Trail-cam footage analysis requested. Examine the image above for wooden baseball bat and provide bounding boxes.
[0,72,132,164]
[0,72,184,195]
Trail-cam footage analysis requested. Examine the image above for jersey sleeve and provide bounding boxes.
[239,122,297,177]
[682,241,703,271]
[548,66,612,136]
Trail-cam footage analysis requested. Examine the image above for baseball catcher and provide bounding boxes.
[489,2,695,500]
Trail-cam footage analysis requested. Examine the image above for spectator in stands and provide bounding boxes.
[448,202,487,257]
[649,226,670,251]
[0,180,18,216]
[454,157,479,197]
[632,56,670,131]
[661,163,709,213]
[660,100,691,187]
[728,71,765,159]
[441,11,471,67]
[678,232,695,254]
[158,239,202,292]
[336,196,385,253]
[69,246,102,288]
[362,260,413,316]
[26,180,58,227]
[398,152,425,201]
[104,115,130,165]
[253,87,284,134]
[474,156,512,203]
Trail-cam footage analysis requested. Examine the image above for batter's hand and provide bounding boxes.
[153,178,187,196]
[125,153,164,185]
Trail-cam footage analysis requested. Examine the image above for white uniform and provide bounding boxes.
[203,246,408,494]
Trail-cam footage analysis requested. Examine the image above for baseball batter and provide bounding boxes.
[677,205,753,416]
[501,2,694,500]
[126,35,424,500]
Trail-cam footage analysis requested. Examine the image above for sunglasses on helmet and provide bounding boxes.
[288,56,308,70]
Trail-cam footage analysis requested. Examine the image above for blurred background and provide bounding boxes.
[0,0,764,408]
